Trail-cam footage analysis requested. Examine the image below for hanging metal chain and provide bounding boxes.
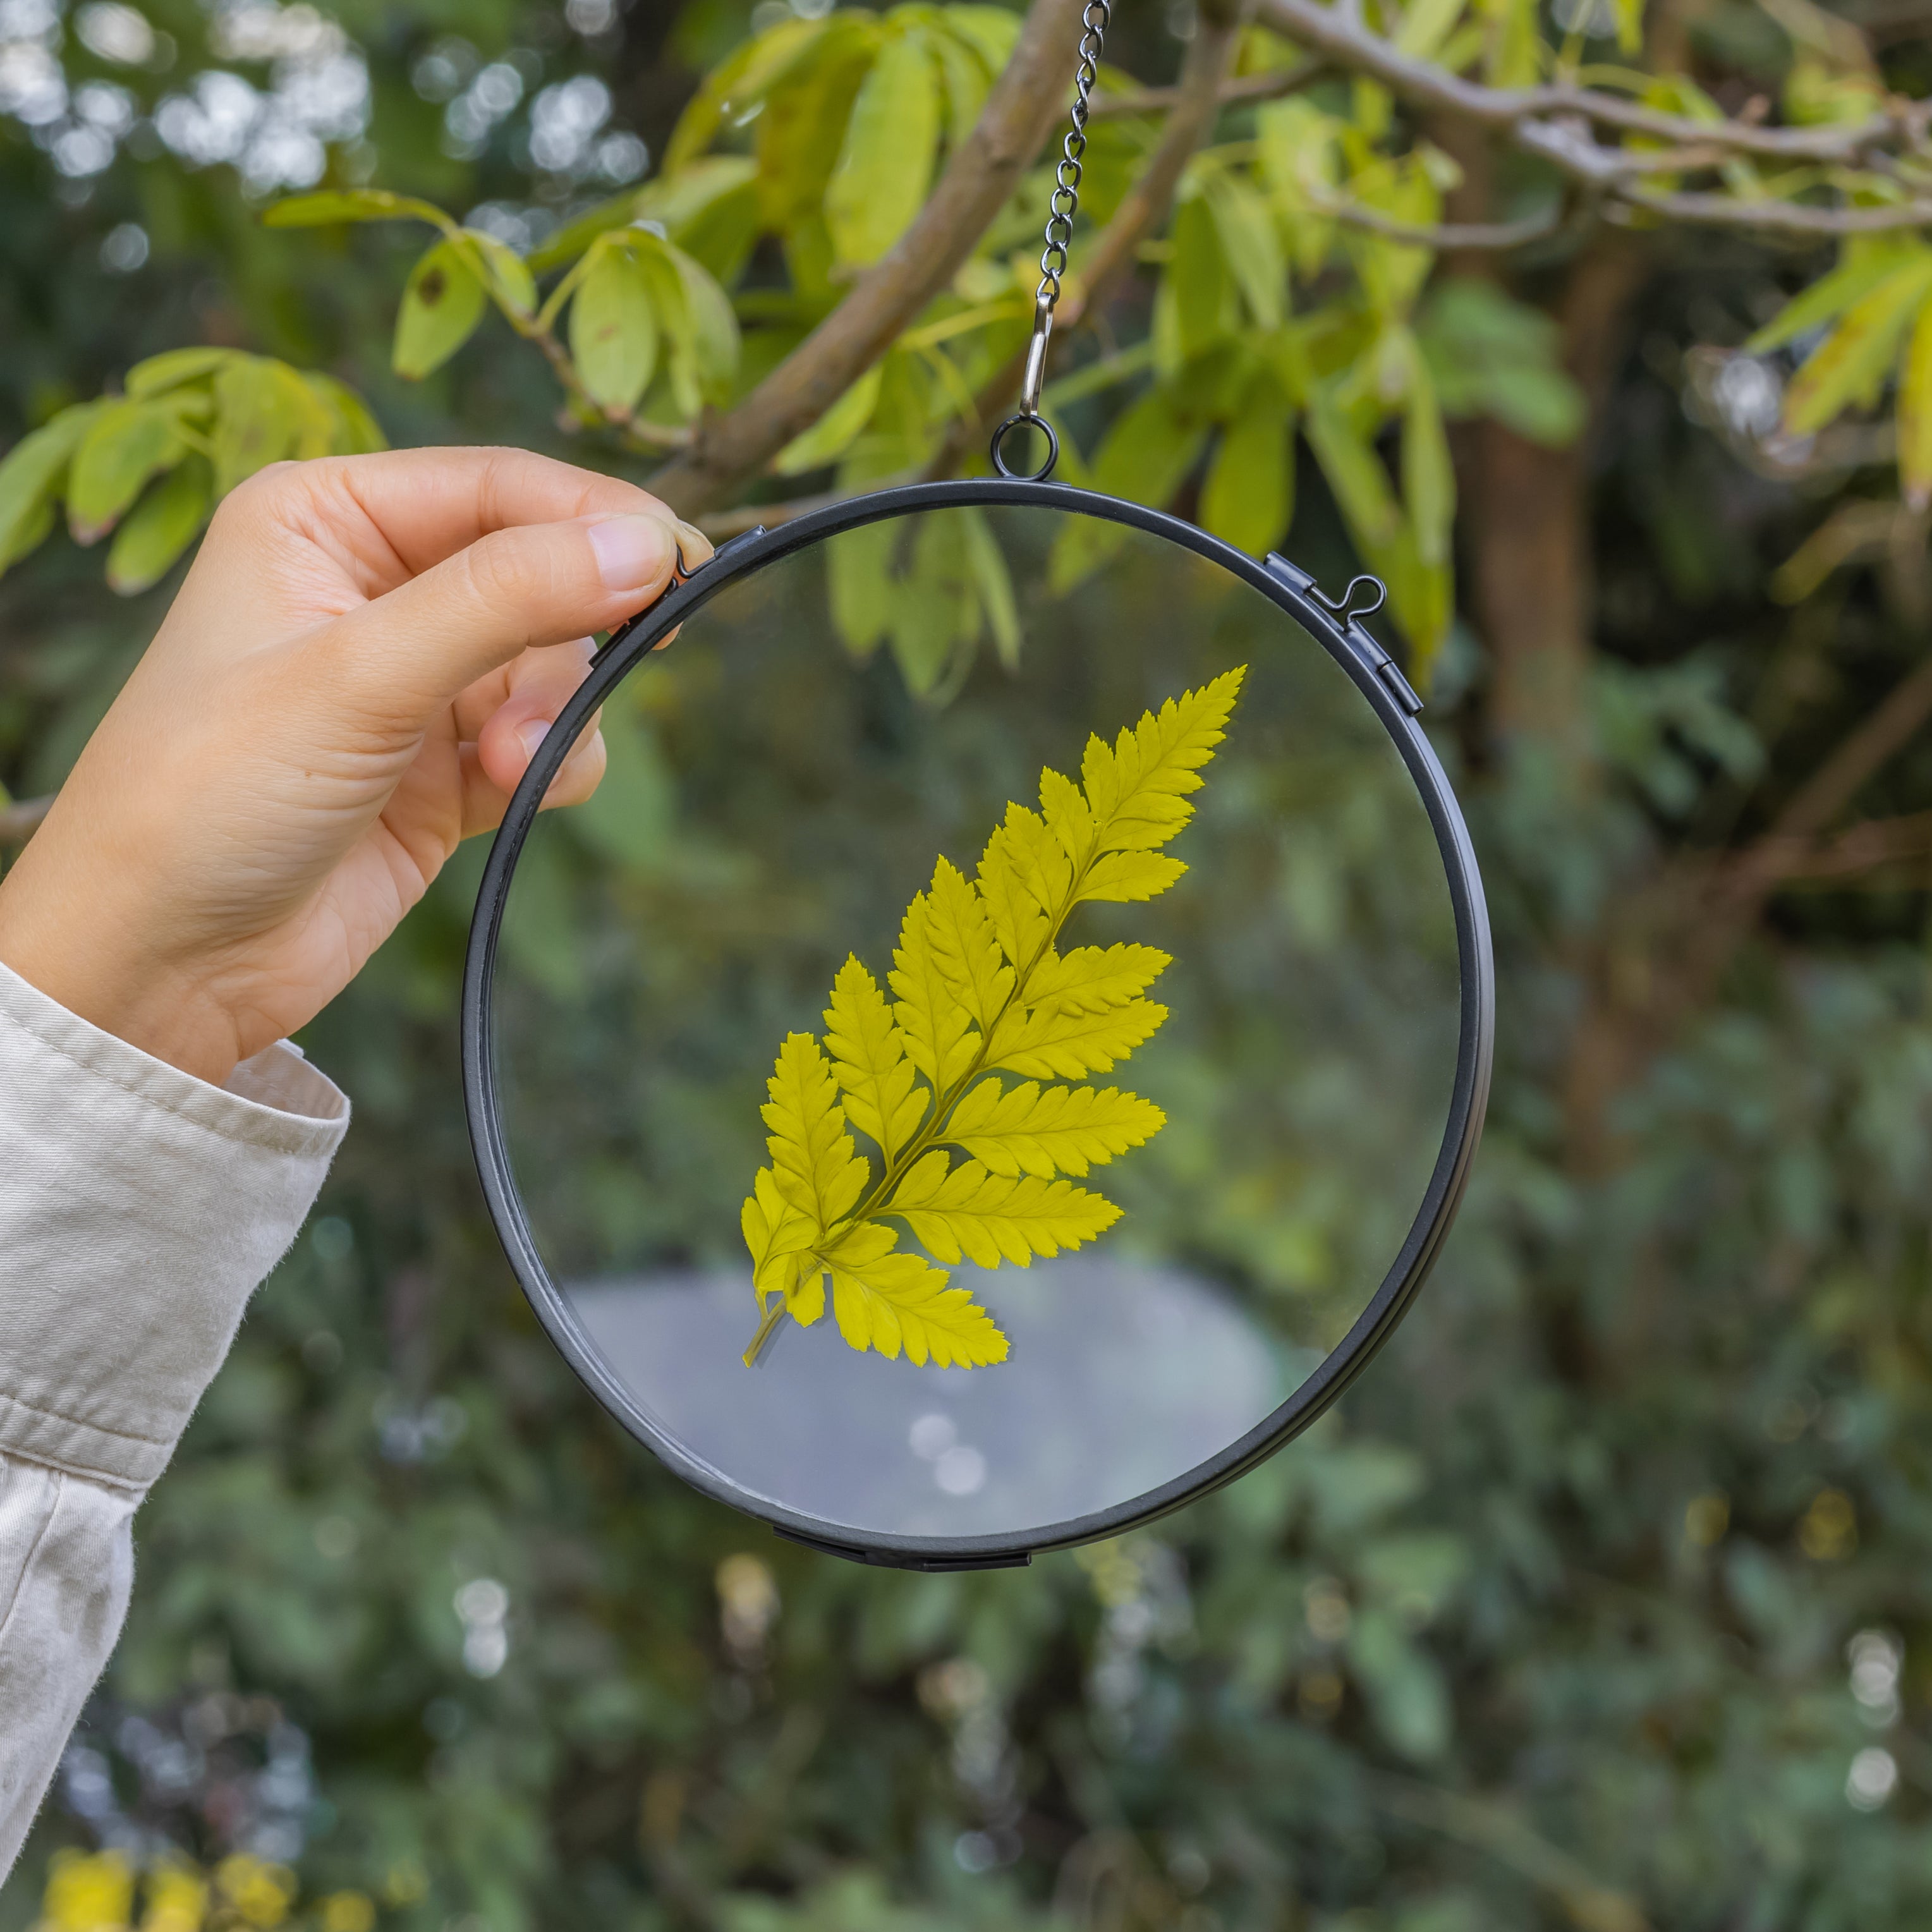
[992,0,1112,480]
[1031,2,1110,361]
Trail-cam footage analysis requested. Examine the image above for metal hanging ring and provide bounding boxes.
[990,413,1059,482]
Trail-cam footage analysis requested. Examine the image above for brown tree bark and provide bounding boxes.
[1466,236,1649,760]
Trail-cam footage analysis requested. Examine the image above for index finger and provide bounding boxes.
[253,446,700,589]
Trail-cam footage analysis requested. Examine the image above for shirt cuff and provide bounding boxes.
[0,961,348,1493]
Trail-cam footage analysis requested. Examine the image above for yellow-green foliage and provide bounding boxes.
[30,1848,350,1931]
[739,668,1246,1368]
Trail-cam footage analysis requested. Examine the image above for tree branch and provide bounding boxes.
[646,0,1093,516]
[1253,0,1919,161]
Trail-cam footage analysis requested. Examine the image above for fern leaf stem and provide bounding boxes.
[844,854,1097,1229]
[743,1299,791,1367]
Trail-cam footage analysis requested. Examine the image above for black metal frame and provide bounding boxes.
[461,478,1495,1571]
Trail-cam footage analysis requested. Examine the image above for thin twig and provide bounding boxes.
[523,322,693,453]
[1742,810,1932,884]
[1369,1773,1649,1932]
[693,473,921,539]
[0,793,51,846]
[1615,185,1932,233]
[1313,192,1564,249]
[1753,653,1932,851]
[647,0,1094,516]
[1087,58,1326,119]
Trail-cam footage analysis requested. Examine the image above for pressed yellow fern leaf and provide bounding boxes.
[886,1151,1122,1267]
[738,665,1246,1368]
[889,883,980,1090]
[985,994,1169,1081]
[823,957,924,1166]
[947,1078,1167,1179]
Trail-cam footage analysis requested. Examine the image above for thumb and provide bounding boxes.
[329,510,684,719]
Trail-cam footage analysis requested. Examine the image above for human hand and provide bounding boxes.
[0,447,709,1087]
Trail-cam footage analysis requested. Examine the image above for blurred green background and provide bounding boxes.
[7,0,1932,1926]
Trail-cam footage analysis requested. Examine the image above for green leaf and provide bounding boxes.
[525,161,762,277]
[828,515,899,660]
[1746,243,1931,353]
[1050,387,1210,593]
[125,348,233,398]
[1401,356,1455,566]
[775,364,884,475]
[889,510,982,697]
[1347,1607,1451,1763]
[1256,99,1341,281]
[1096,385,1213,504]
[212,355,334,496]
[930,15,993,138]
[937,4,1022,75]
[663,13,827,176]
[1418,277,1584,446]
[1897,296,1932,511]
[1783,257,1932,435]
[1306,389,1401,550]
[262,188,449,228]
[1203,171,1285,331]
[107,455,212,594]
[305,373,387,454]
[647,159,763,285]
[960,506,1020,672]
[68,398,188,544]
[0,404,97,570]
[1170,192,1236,363]
[669,245,742,402]
[754,16,881,232]
[1201,375,1294,557]
[465,229,537,317]
[572,705,675,870]
[1343,156,1439,319]
[1382,521,1452,684]
[1393,0,1467,60]
[633,233,741,417]
[1485,0,1541,85]
[393,238,488,380]
[825,25,942,268]
[570,241,660,415]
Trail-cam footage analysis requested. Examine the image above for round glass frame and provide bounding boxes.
[461,477,1495,1571]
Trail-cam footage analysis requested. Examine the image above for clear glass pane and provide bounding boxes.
[489,502,1460,1543]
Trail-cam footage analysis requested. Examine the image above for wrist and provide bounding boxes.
[0,844,244,1088]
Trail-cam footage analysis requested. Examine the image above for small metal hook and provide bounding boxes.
[1310,573,1388,623]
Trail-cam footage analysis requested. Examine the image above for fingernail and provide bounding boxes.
[587,513,675,593]
[672,518,714,563]
[517,719,550,760]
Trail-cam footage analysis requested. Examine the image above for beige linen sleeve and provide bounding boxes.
[0,961,348,1881]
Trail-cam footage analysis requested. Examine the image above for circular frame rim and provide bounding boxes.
[462,477,1495,1569]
